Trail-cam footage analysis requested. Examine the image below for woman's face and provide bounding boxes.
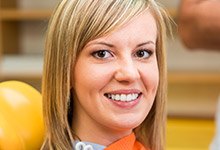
[72,10,158,142]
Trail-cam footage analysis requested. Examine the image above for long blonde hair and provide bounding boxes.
[42,0,171,149]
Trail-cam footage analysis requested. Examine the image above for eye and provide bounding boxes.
[92,50,113,59]
[134,49,152,59]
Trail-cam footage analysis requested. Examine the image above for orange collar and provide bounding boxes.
[105,133,148,150]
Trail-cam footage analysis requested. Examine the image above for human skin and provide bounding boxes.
[178,0,220,50]
[72,10,158,146]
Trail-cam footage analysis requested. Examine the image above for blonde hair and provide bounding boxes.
[42,0,171,149]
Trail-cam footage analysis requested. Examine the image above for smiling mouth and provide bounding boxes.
[104,93,142,102]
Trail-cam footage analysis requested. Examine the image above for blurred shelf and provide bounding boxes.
[168,71,220,84]
[0,55,43,79]
[0,9,52,20]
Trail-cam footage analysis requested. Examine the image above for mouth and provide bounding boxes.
[104,92,142,102]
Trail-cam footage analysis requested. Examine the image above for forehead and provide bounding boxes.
[88,10,157,44]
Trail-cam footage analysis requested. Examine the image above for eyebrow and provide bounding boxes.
[86,41,155,48]
[94,42,115,47]
[137,41,155,47]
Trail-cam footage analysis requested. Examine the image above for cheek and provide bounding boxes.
[140,63,159,94]
[74,62,115,93]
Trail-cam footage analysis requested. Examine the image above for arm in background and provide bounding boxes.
[178,0,220,50]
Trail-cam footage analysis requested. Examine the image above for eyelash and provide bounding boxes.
[134,49,153,59]
[91,49,153,60]
[91,50,113,59]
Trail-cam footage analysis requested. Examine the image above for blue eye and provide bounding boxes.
[92,50,113,59]
[134,49,152,59]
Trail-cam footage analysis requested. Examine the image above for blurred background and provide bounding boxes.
[0,0,219,149]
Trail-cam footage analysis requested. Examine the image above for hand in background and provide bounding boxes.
[178,0,220,50]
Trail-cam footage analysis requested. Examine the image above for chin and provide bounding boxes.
[108,118,144,132]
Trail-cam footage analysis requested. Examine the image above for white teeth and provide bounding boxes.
[115,94,120,101]
[111,94,115,100]
[106,93,139,102]
[127,94,132,101]
[121,94,126,101]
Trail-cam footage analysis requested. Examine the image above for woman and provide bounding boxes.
[42,0,171,149]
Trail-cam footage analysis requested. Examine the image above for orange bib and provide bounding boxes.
[105,133,149,150]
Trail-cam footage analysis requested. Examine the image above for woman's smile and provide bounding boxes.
[104,89,142,108]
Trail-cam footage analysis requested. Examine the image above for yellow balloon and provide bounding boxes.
[0,81,44,150]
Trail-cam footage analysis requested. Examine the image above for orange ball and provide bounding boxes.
[0,81,44,150]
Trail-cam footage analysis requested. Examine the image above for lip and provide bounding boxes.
[104,89,141,95]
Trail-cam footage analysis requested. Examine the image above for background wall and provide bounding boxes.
[159,0,220,118]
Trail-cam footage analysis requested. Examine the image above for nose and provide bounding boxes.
[114,58,140,83]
